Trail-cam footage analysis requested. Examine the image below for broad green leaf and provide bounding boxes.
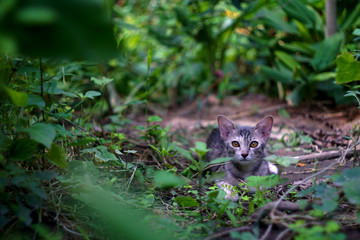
[62,92,78,98]
[246,174,287,188]
[335,52,360,84]
[259,8,298,34]
[84,90,101,99]
[353,29,360,36]
[5,87,28,107]
[190,141,210,158]
[277,0,316,26]
[31,82,64,95]
[205,157,232,168]
[147,115,162,122]
[16,205,32,226]
[32,170,58,181]
[280,41,314,55]
[333,167,360,204]
[45,143,67,168]
[293,20,312,42]
[26,94,45,109]
[9,138,38,161]
[81,146,118,162]
[23,123,55,148]
[311,72,336,81]
[173,145,195,162]
[265,155,300,167]
[274,51,300,70]
[174,196,199,208]
[91,76,113,86]
[311,32,344,71]
[153,171,189,189]
[340,4,360,31]
[260,65,293,84]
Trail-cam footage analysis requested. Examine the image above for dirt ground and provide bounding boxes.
[160,94,360,184]
[122,93,360,239]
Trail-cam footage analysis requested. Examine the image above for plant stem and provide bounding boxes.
[40,58,45,121]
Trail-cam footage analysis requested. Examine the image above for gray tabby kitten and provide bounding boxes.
[206,115,278,201]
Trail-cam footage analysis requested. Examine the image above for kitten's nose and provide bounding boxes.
[241,153,248,159]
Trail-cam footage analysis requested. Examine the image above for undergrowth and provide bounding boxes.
[0,55,359,239]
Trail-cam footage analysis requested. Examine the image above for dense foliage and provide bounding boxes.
[0,0,360,239]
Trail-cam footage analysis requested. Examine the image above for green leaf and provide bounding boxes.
[205,157,232,168]
[26,94,45,109]
[311,32,344,71]
[353,29,360,36]
[1,0,117,60]
[153,171,189,189]
[278,108,290,118]
[246,174,286,188]
[0,130,9,151]
[174,196,199,208]
[45,143,67,168]
[335,52,360,84]
[277,0,316,26]
[259,65,293,85]
[5,87,28,107]
[90,76,113,86]
[147,44,153,73]
[259,8,298,34]
[274,51,300,70]
[16,205,32,226]
[23,123,55,148]
[173,145,195,162]
[334,167,360,204]
[81,146,118,162]
[9,138,38,161]
[84,90,101,99]
[147,115,162,122]
[265,155,300,167]
[311,72,336,82]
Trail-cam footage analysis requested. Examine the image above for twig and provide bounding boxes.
[59,222,82,236]
[259,142,358,240]
[293,149,354,162]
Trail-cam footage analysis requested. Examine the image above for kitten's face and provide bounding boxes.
[218,116,273,164]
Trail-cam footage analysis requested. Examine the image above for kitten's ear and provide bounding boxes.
[218,115,236,140]
[255,116,273,141]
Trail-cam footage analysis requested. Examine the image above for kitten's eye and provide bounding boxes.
[231,141,240,147]
[250,141,258,148]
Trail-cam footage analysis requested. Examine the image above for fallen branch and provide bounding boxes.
[293,149,355,162]
[259,142,358,240]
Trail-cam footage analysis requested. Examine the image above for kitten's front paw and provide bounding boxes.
[218,181,239,202]
[268,162,278,174]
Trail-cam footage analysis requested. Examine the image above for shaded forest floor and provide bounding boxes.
[115,94,360,239]
[126,94,360,182]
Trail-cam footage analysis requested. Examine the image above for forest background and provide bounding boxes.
[1,0,360,239]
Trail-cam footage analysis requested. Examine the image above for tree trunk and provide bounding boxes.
[325,0,338,38]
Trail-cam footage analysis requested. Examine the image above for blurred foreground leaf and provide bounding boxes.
[0,0,117,60]
[23,123,55,148]
[154,170,189,189]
